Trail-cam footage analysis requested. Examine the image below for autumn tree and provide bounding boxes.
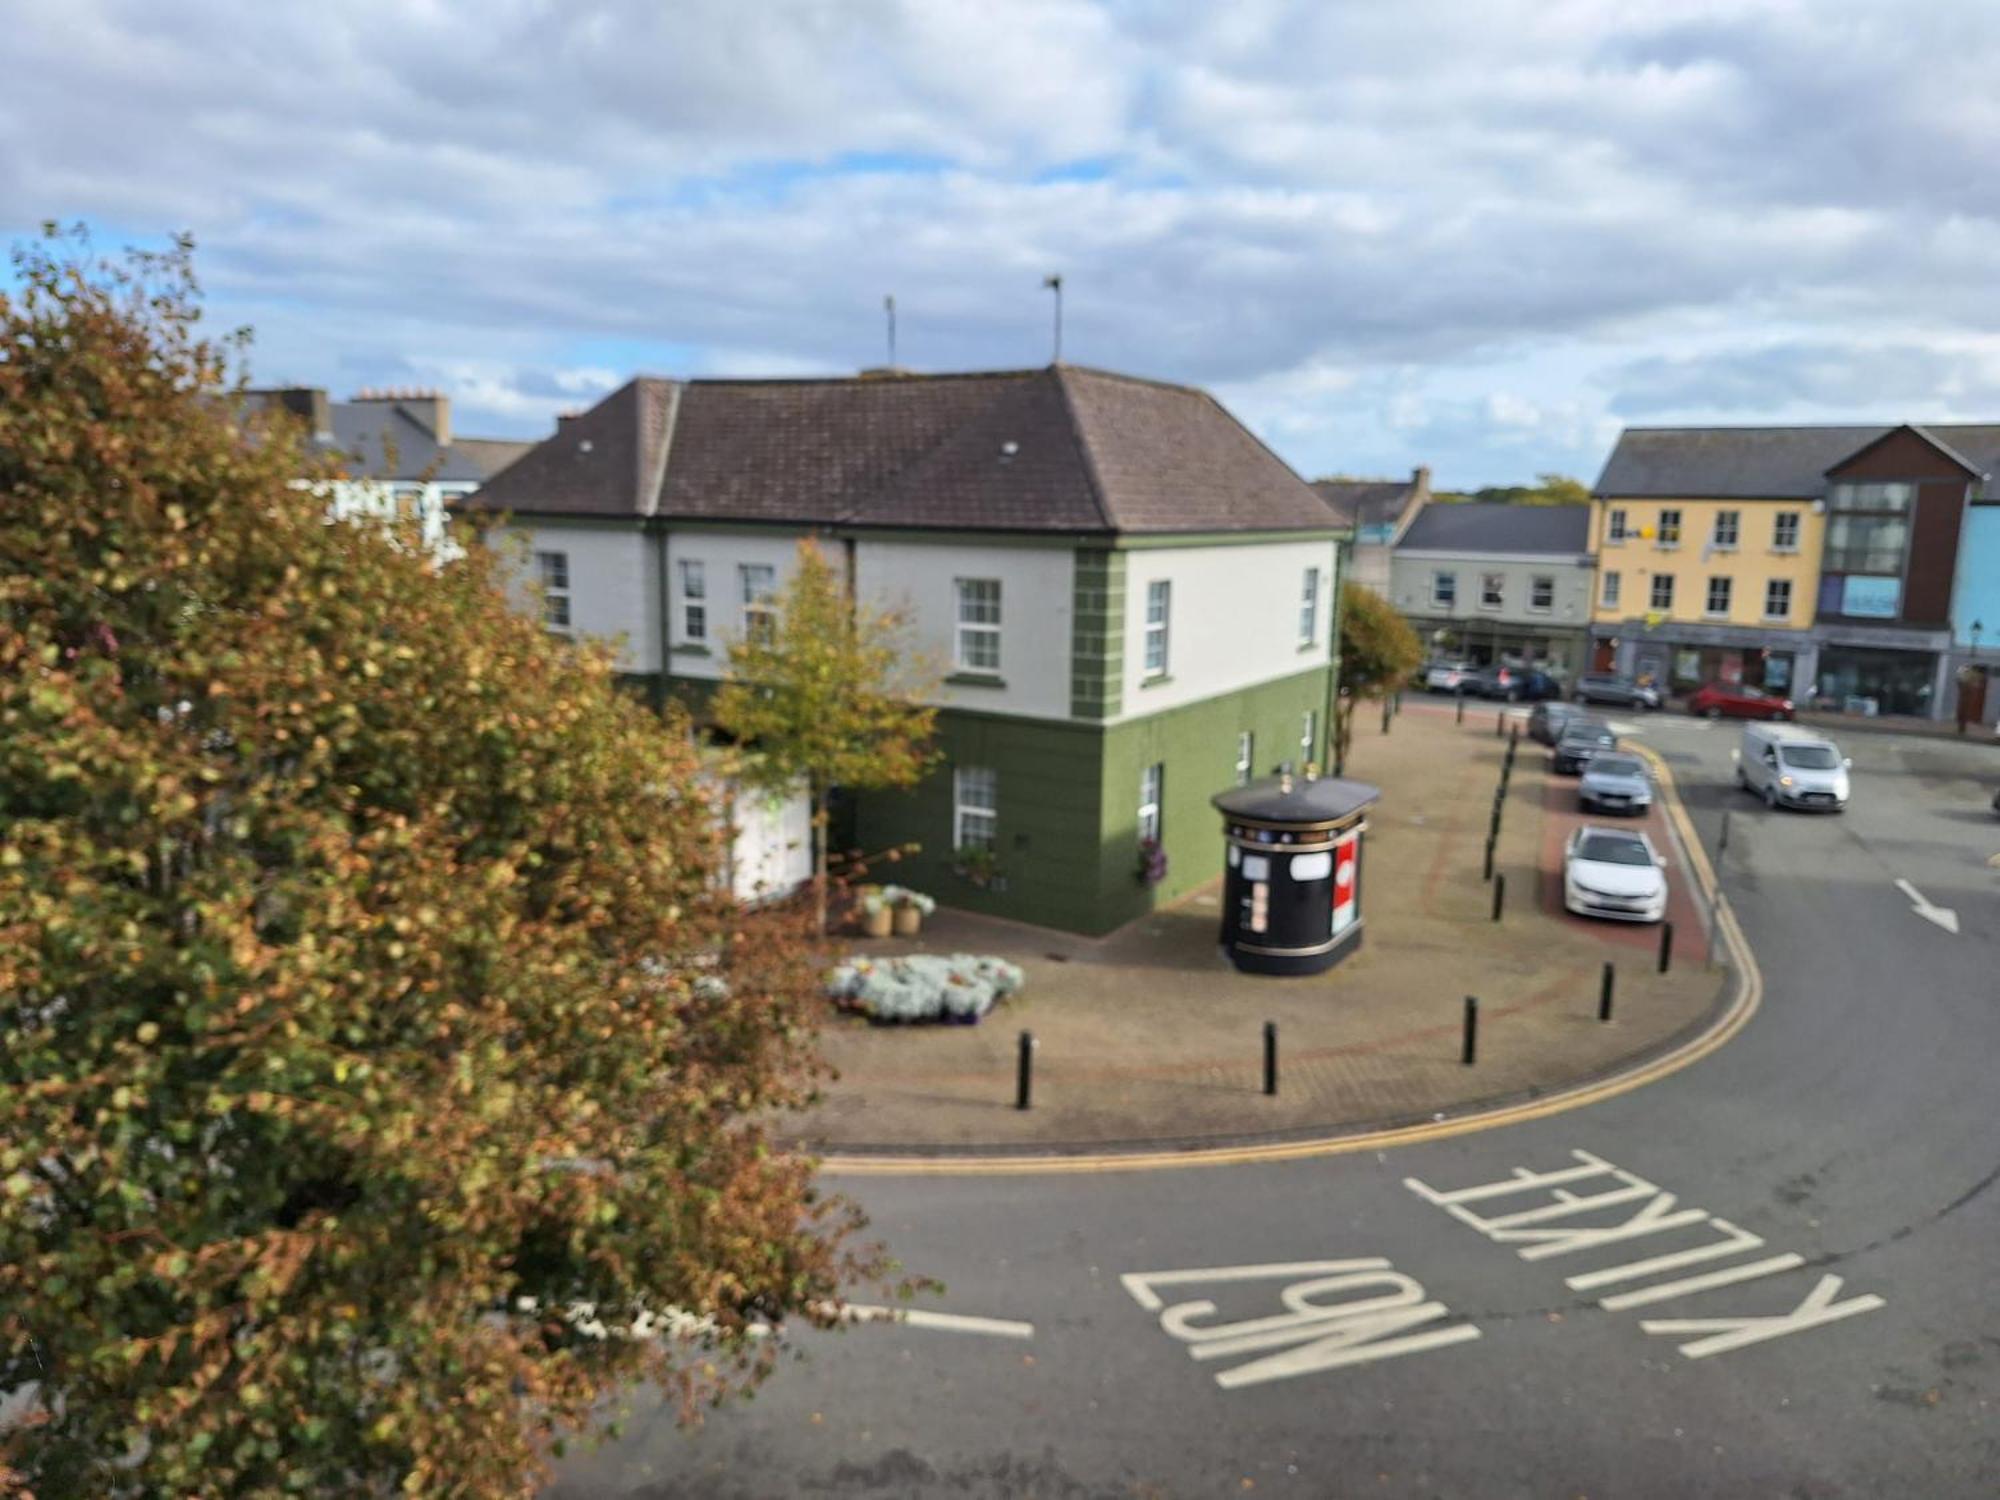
[1334,582,1424,766]
[711,542,938,935]
[0,230,882,1497]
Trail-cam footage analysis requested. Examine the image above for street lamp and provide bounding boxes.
[1972,619,1984,660]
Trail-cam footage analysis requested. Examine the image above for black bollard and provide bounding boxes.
[1263,1020,1278,1097]
[1599,961,1615,1022]
[1719,811,1730,853]
[1657,921,1674,974]
[1382,697,1393,734]
[1496,712,1505,737]
[1456,689,1465,724]
[1491,872,1506,922]
[1015,1030,1034,1110]
[1483,835,1495,881]
[1461,996,1478,1065]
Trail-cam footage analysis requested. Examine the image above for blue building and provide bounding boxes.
[1948,498,2000,729]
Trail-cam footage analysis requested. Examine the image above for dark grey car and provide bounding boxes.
[1528,701,1589,746]
[1573,672,1662,710]
[1551,721,1619,775]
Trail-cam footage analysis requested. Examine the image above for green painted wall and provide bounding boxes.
[1069,549,1126,720]
[1090,665,1332,931]
[851,710,1107,931]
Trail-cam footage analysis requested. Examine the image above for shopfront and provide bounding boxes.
[1814,645,1941,718]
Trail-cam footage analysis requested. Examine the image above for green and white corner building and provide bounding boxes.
[466,364,1342,936]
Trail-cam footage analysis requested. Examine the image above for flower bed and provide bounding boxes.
[824,953,1027,1024]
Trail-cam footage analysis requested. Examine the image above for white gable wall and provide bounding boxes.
[1119,538,1337,719]
[483,520,659,675]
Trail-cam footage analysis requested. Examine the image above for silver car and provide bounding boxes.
[1577,752,1652,816]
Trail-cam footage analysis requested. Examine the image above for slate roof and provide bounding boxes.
[247,390,531,484]
[1596,425,2000,501]
[1395,502,1591,555]
[468,366,1334,535]
[1312,478,1416,529]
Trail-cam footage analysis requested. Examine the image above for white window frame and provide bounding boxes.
[1705,576,1733,618]
[1235,731,1254,786]
[1606,508,1629,543]
[1138,763,1163,844]
[1656,509,1682,547]
[1298,567,1321,645]
[1528,575,1554,613]
[1600,570,1622,610]
[1772,511,1801,552]
[537,550,571,631]
[1300,709,1317,764]
[1712,511,1740,550]
[1430,570,1457,609]
[954,577,1002,672]
[1764,577,1793,621]
[1649,574,1675,611]
[739,563,777,642]
[1144,579,1171,678]
[1479,573,1505,611]
[953,766,997,852]
[678,557,707,641]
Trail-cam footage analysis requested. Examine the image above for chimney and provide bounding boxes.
[1411,465,1432,498]
[250,387,331,441]
[352,386,450,447]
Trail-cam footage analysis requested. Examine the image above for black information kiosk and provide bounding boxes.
[1212,769,1381,976]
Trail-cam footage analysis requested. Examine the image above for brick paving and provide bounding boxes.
[790,700,1728,1152]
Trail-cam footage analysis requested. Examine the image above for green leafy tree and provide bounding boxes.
[711,543,938,935]
[1334,583,1424,765]
[1445,472,1591,507]
[0,229,883,1497]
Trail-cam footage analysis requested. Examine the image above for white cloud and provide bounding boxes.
[4,0,1998,483]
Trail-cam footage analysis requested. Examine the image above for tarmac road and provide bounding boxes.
[548,717,2000,1500]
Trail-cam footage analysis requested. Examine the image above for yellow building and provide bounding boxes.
[1588,489,1825,695]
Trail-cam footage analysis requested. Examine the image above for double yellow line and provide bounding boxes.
[819,740,1760,1178]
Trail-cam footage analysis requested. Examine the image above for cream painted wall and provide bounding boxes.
[854,540,1075,720]
[484,521,659,674]
[664,529,809,681]
[1119,538,1337,719]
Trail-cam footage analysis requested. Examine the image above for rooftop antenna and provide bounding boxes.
[884,294,896,368]
[1043,273,1063,363]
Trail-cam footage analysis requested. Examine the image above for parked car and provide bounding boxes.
[1423,659,1474,693]
[1465,663,1562,702]
[1563,825,1668,923]
[1577,752,1653,816]
[1528,701,1590,746]
[1551,720,1618,775]
[1736,724,1850,811]
[1572,672,1662,710]
[1687,680,1794,721]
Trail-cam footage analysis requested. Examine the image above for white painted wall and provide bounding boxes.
[854,540,1075,720]
[663,529,811,681]
[1119,539,1337,718]
[484,521,659,675]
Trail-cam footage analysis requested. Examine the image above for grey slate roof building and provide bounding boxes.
[467,365,1332,534]
[1311,474,1425,531]
[247,387,532,486]
[1395,502,1591,555]
[1596,425,2000,500]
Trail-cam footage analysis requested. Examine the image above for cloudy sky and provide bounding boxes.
[6,0,1999,487]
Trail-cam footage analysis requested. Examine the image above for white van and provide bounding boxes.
[1737,724,1851,811]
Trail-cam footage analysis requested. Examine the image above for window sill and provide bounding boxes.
[1140,673,1175,689]
[946,671,1007,689]
[669,642,711,656]
[1769,547,1800,555]
[1761,616,1793,625]
[1702,613,1732,622]
[1525,606,1553,615]
[1710,544,1739,553]
[1297,641,1320,653]
[1654,542,1681,551]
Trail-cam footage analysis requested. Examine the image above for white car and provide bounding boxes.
[1424,660,1473,692]
[1563,825,1668,923]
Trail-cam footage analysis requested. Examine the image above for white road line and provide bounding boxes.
[1893,877,1959,934]
[1597,1253,1805,1312]
[843,1305,1035,1340]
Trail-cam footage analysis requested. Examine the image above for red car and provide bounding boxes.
[1686,680,1794,721]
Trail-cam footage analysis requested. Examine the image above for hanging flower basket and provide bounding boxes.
[1137,837,1169,886]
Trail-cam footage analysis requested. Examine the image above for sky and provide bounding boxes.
[5,0,2000,489]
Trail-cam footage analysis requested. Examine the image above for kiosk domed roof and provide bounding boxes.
[1211,772,1380,827]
